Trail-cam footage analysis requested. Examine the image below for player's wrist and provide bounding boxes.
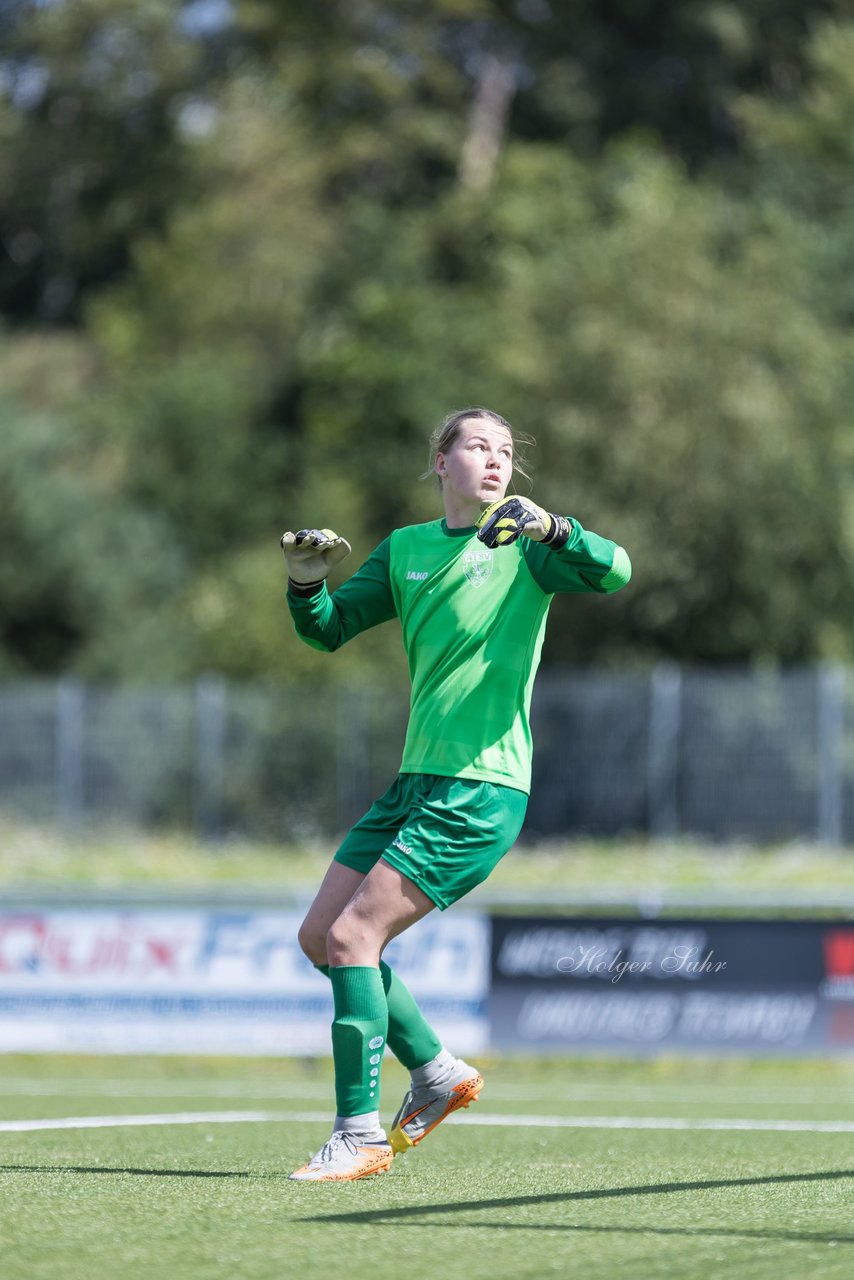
[288,577,326,596]
[540,513,572,549]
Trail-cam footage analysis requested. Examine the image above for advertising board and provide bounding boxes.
[490,916,854,1054]
[0,908,489,1054]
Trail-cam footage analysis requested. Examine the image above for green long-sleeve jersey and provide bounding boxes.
[287,517,631,794]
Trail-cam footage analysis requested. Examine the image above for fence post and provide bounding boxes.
[647,662,681,838]
[817,664,844,846]
[56,677,85,831]
[336,687,371,833]
[194,675,227,841]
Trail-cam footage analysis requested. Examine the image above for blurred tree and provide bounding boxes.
[89,72,332,551]
[231,0,854,179]
[2,5,854,682]
[480,142,854,664]
[269,135,854,668]
[0,0,218,322]
[2,0,852,328]
[0,391,187,675]
[74,71,347,678]
[489,0,854,165]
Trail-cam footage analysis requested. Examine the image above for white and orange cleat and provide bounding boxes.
[289,1131,394,1182]
[389,1063,484,1155]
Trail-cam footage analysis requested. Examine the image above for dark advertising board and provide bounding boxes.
[489,917,854,1055]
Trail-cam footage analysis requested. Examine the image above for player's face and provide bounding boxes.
[436,420,514,505]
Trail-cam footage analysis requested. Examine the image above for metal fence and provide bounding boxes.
[1,668,853,844]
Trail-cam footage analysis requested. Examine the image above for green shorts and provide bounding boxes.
[334,773,528,910]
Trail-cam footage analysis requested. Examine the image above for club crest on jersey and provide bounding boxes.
[462,546,493,588]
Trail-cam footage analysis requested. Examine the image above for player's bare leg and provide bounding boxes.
[296,860,366,967]
[291,860,432,1181]
[332,864,486,1155]
[292,860,481,1179]
[324,856,436,967]
[292,861,392,1181]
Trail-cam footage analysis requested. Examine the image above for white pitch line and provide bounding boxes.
[0,1110,326,1133]
[451,1113,854,1134]
[2,1110,854,1134]
[0,1081,336,1100]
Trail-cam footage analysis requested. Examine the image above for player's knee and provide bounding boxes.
[325,916,348,961]
[297,919,327,967]
[326,912,380,966]
[326,914,363,964]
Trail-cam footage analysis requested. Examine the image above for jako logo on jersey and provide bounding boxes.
[405,570,429,581]
[392,836,413,855]
[462,546,493,588]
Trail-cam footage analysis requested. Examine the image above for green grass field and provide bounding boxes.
[2,822,852,1276]
[1,1053,852,1280]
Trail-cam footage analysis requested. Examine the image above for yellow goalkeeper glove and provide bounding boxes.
[280,528,352,589]
[476,497,571,549]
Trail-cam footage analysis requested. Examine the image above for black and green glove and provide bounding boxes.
[281,528,352,592]
[476,497,571,549]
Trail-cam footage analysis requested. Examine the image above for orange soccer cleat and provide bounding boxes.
[289,1132,394,1182]
[389,1065,484,1155]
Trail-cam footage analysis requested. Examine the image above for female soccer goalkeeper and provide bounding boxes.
[282,407,631,1181]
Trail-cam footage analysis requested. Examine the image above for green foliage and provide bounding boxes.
[0,391,187,675]
[481,142,854,662]
[0,0,210,320]
[2,7,854,677]
[497,0,851,164]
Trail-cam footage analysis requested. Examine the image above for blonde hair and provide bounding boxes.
[421,407,534,490]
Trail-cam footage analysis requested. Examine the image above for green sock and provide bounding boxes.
[316,961,442,1071]
[329,965,388,1117]
[379,960,443,1071]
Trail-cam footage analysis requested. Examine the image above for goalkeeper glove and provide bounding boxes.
[281,528,352,589]
[476,497,571,549]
